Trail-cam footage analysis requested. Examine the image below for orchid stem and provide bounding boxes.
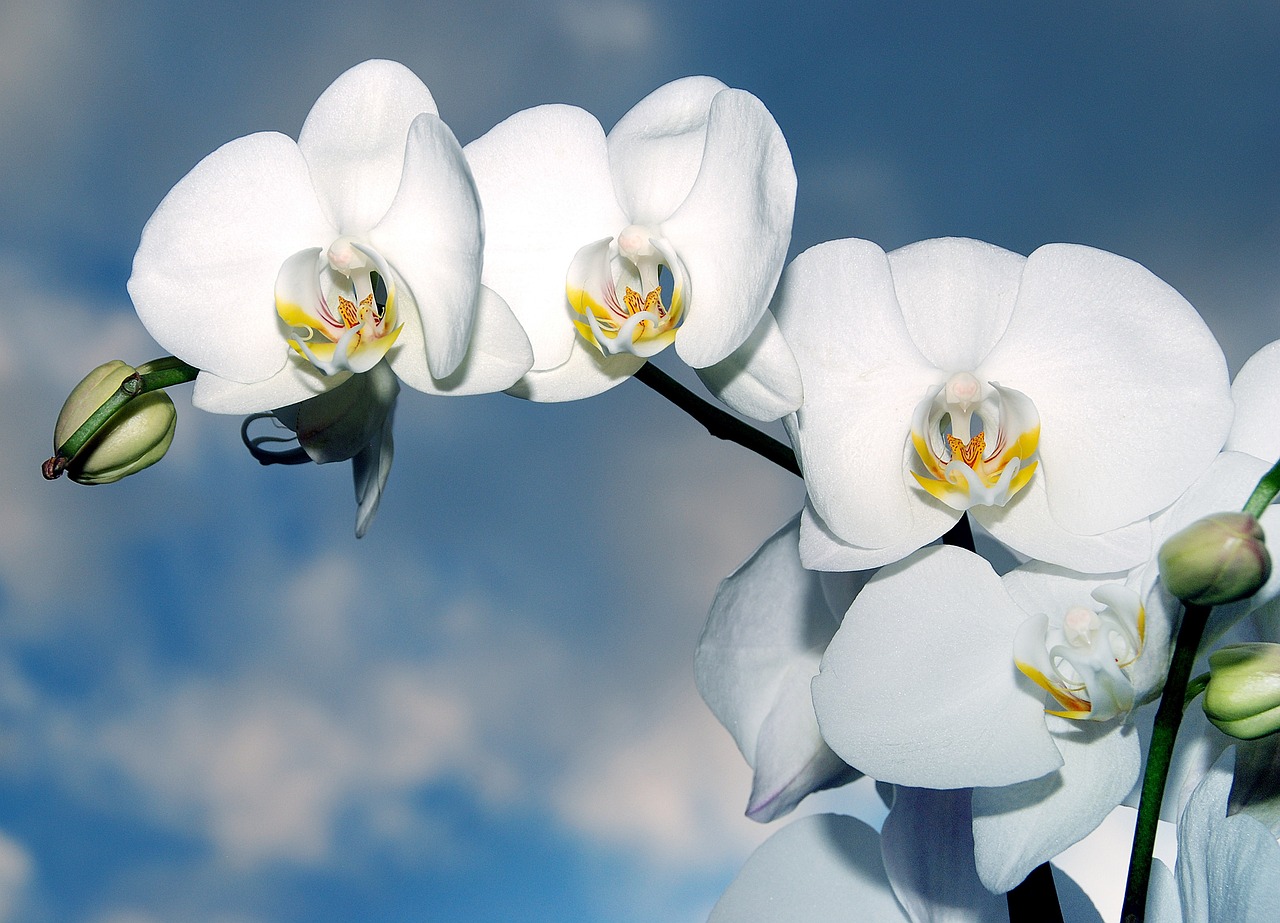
[632,363,801,478]
[1119,602,1211,923]
[1243,455,1280,519]
[42,357,199,480]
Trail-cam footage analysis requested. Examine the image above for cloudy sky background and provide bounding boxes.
[0,2,1277,921]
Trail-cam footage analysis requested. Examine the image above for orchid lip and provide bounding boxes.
[567,227,688,359]
[276,238,403,376]
[1013,585,1146,722]
[908,373,1040,511]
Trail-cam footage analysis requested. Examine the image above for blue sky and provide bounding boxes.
[0,2,1277,921]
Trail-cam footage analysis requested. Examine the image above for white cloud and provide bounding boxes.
[0,832,32,923]
[552,688,769,867]
[556,0,656,52]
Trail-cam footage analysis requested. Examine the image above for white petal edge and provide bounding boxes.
[774,239,943,549]
[664,88,796,369]
[981,243,1233,536]
[881,787,1009,923]
[464,104,626,372]
[371,112,483,380]
[972,466,1153,573]
[709,814,911,923]
[797,500,957,573]
[192,359,351,414]
[1175,749,1280,923]
[1228,338,1280,463]
[129,132,335,384]
[393,285,533,397]
[972,717,1141,893]
[505,337,645,402]
[297,59,438,234]
[696,310,802,421]
[813,546,1063,788]
[885,237,1026,372]
[606,76,727,224]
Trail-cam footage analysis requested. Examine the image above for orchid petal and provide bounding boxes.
[775,239,943,550]
[885,237,1025,372]
[813,546,1062,788]
[696,516,859,821]
[747,667,861,822]
[1176,749,1280,923]
[391,285,532,396]
[128,132,334,384]
[709,814,911,923]
[464,104,626,372]
[1228,339,1280,462]
[1147,860,1183,923]
[971,716,1141,893]
[881,787,1008,923]
[663,89,796,368]
[353,392,395,540]
[972,469,1152,574]
[981,244,1233,535]
[297,59,437,234]
[796,501,957,573]
[274,361,398,465]
[191,360,349,415]
[606,76,727,224]
[505,337,645,402]
[696,310,802,421]
[1230,735,1280,836]
[370,112,482,380]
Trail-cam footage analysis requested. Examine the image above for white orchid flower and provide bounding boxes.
[711,804,1102,923]
[1146,749,1280,923]
[463,77,801,420]
[695,516,863,822]
[128,59,533,533]
[773,237,1233,573]
[812,545,1175,892]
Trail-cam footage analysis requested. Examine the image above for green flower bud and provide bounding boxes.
[1203,643,1280,739]
[1158,511,1272,606]
[54,360,176,484]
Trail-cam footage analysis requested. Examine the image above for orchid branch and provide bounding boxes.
[1120,602,1210,923]
[633,363,801,477]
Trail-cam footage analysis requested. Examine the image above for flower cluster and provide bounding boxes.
[53,57,1280,921]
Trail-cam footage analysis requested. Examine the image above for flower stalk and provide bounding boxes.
[1243,455,1280,519]
[1120,601,1211,923]
[633,363,800,477]
[43,356,198,480]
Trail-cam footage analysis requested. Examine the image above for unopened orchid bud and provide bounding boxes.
[1158,512,1271,606]
[54,360,176,484]
[1203,643,1280,739]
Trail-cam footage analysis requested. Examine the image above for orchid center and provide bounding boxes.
[1013,585,1146,722]
[566,225,687,359]
[908,373,1040,511]
[275,237,403,376]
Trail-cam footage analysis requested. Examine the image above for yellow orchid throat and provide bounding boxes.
[276,238,403,376]
[908,373,1040,511]
[567,226,687,359]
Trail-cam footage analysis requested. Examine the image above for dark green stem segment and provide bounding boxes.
[1243,456,1280,519]
[632,363,801,478]
[42,357,198,480]
[1120,602,1212,923]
